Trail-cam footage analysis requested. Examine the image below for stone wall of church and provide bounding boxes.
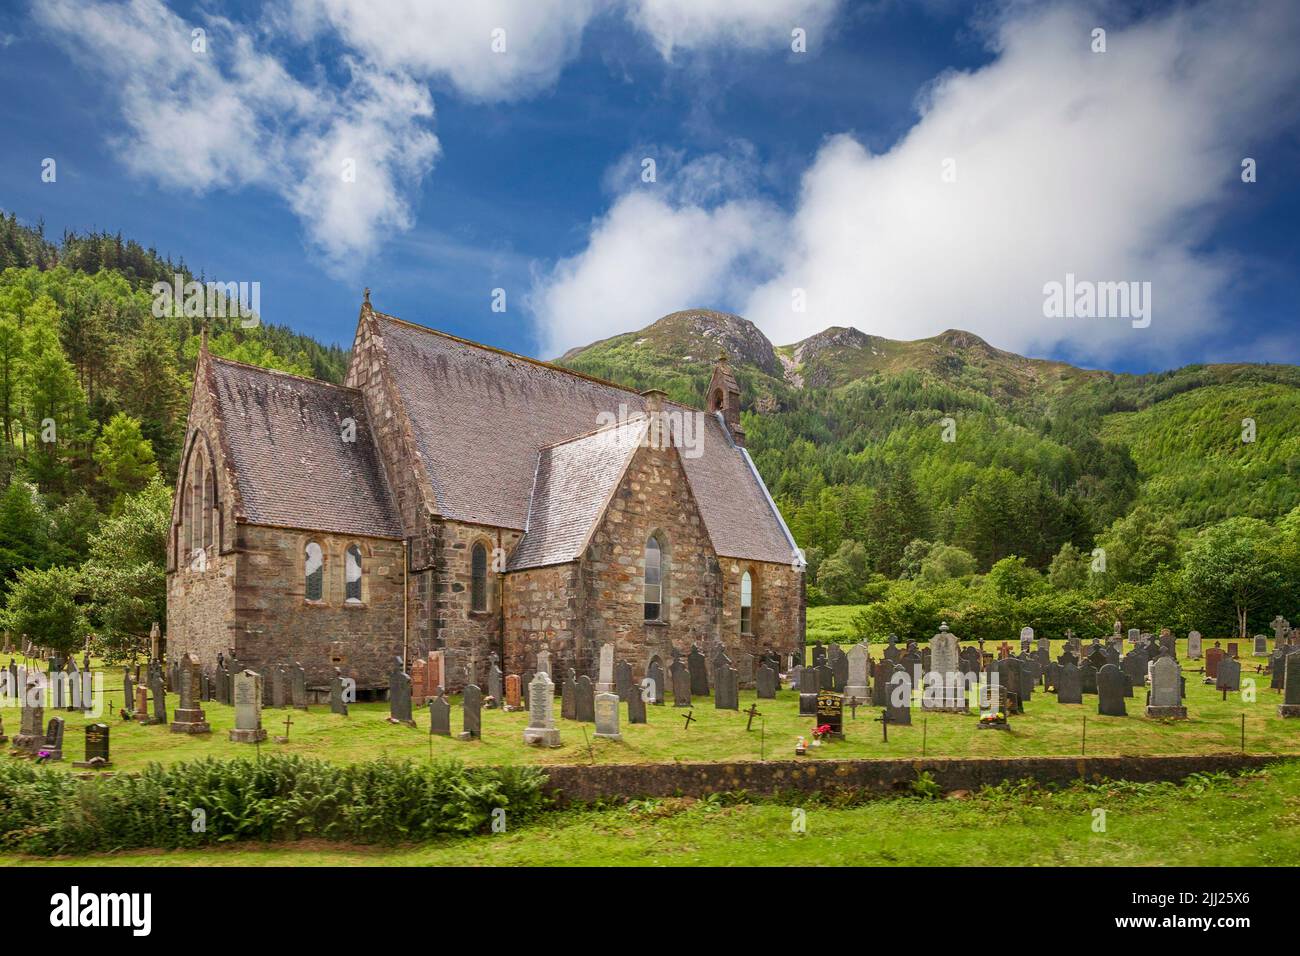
[578,442,722,682]
[230,526,406,691]
[719,558,805,663]
[429,519,522,688]
[165,549,236,669]
[501,561,581,676]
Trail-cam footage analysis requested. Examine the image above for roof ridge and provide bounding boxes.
[539,413,650,451]
[371,308,705,412]
[209,354,362,393]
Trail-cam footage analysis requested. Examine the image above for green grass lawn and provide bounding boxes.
[22,639,1298,773]
[9,758,1299,867]
[806,604,864,644]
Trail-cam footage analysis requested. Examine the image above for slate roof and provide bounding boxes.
[374,312,797,566]
[507,417,648,571]
[207,357,402,539]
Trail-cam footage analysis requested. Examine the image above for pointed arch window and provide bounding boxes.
[305,541,324,602]
[740,570,754,635]
[644,536,663,621]
[471,543,488,612]
[345,544,363,604]
[188,446,205,560]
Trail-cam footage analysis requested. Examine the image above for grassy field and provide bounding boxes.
[18,639,1298,773]
[806,604,864,644]
[8,758,1299,867]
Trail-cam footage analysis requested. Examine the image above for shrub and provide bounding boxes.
[0,755,549,855]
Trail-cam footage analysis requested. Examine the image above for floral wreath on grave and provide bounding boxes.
[812,723,834,741]
[978,711,1007,724]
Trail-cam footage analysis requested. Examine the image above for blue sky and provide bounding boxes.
[1,0,1297,372]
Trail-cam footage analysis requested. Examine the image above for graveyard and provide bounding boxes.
[7,635,1299,776]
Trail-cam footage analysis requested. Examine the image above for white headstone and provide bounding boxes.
[522,672,561,747]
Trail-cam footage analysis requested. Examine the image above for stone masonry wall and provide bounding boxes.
[432,520,522,688]
[578,441,721,681]
[719,558,804,664]
[230,525,406,691]
[502,561,581,676]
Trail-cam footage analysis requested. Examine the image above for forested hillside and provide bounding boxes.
[0,212,349,658]
[560,309,1300,641]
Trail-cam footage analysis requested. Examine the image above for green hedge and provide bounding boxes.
[0,756,549,855]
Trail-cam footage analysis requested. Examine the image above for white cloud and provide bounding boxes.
[286,0,600,101]
[625,0,841,58]
[528,152,784,356]
[34,0,439,275]
[532,2,1300,363]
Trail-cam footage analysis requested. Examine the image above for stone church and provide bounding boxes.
[166,297,804,694]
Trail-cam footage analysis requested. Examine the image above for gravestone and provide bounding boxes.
[1254,634,1269,657]
[828,644,848,693]
[1216,657,1241,693]
[1057,663,1083,704]
[535,649,551,677]
[270,666,287,708]
[487,661,503,707]
[688,645,709,696]
[736,652,755,689]
[997,658,1025,714]
[230,670,268,742]
[883,635,900,662]
[1205,645,1225,681]
[816,690,844,739]
[460,684,483,739]
[1097,664,1127,717]
[1146,656,1187,718]
[504,674,522,711]
[13,676,45,755]
[756,664,777,699]
[411,658,428,703]
[388,658,414,725]
[43,716,65,761]
[798,666,819,716]
[148,672,167,725]
[1272,650,1288,690]
[329,668,349,715]
[871,659,893,707]
[575,675,596,722]
[885,667,912,726]
[615,660,633,702]
[597,643,616,694]
[170,653,211,734]
[74,723,111,769]
[562,671,577,719]
[521,670,534,708]
[430,691,451,735]
[1045,661,1061,691]
[816,663,834,692]
[844,643,870,703]
[925,625,964,712]
[1080,662,1098,695]
[134,684,149,722]
[628,680,648,723]
[1227,642,1240,659]
[646,658,665,705]
[291,663,308,710]
[1020,626,1034,654]
[123,667,135,716]
[1187,631,1202,659]
[523,673,561,746]
[594,692,622,741]
[714,664,739,710]
[979,674,1010,730]
[1279,654,1300,718]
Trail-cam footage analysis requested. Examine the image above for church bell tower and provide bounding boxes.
[707,352,745,447]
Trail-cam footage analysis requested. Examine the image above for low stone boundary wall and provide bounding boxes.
[542,753,1294,804]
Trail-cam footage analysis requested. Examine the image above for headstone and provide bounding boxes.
[123,667,135,715]
[798,666,819,716]
[885,667,912,726]
[828,644,848,693]
[562,670,577,719]
[1057,663,1083,704]
[688,645,709,696]
[1097,664,1127,717]
[756,663,777,699]
[871,659,893,707]
[74,723,111,769]
[1020,626,1034,654]
[523,673,561,746]
[816,690,844,739]
[134,684,149,722]
[1187,631,1202,659]
[736,652,755,689]
[429,691,451,735]
[291,663,308,709]
[597,643,615,694]
[1080,662,1098,695]
[646,658,665,705]
[150,673,167,725]
[594,692,622,741]
[629,680,649,723]
[329,668,349,715]
[487,661,503,708]
[170,653,211,734]
[844,643,870,702]
[270,666,286,708]
[460,684,483,739]
[1146,656,1188,718]
[535,649,551,677]
[504,674,522,711]
[230,670,268,742]
[1254,634,1269,657]
[1205,645,1225,681]
[42,716,65,761]
[615,660,633,702]
[575,675,596,722]
[1216,657,1241,693]
[1279,654,1300,718]
[389,658,414,725]
[1227,642,1240,660]
[924,625,965,712]
[714,664,739,710]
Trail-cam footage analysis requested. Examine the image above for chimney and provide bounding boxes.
[706,351,745,446]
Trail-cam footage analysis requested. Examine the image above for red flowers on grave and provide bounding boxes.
[812,723,833,740]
